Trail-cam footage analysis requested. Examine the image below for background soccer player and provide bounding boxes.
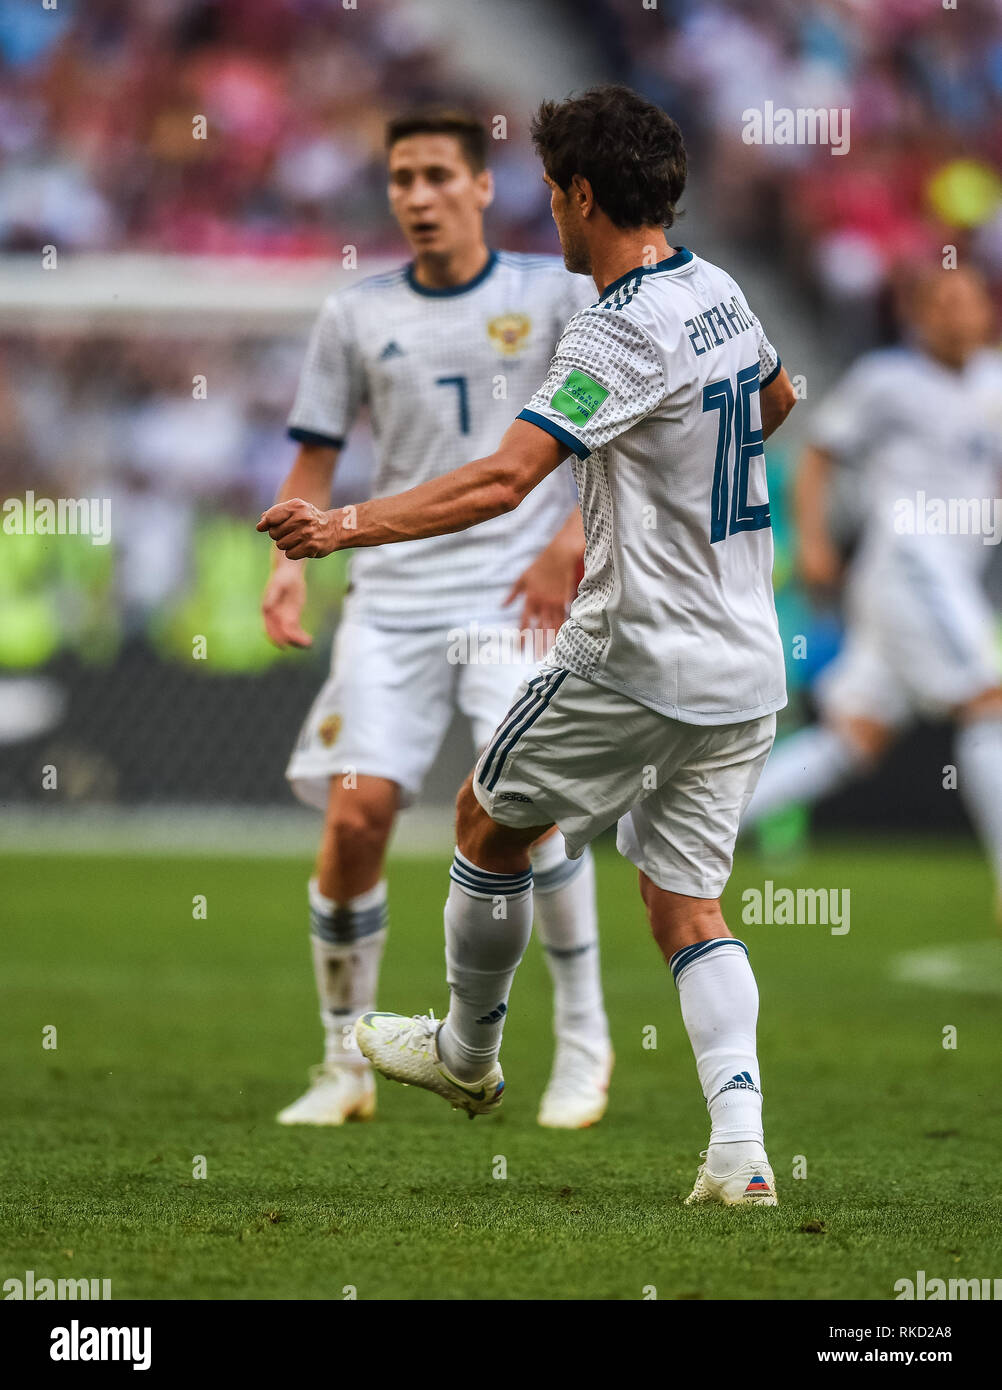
[261,109,613,1130]
[261,85,797,1206]
[743,267,1002,912]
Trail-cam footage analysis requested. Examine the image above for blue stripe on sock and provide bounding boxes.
[449,855,532,898]
[450,853,532,888]
[310,900,388,946]
[669,937,748,986]
[449,870,532,900]
[531,851,585,895]
[543,941,596,959]
[449,864,532,896]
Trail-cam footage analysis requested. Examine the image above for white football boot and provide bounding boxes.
[685,1151,778,1206]
[354,1011,504,1118]
[276,1063,376,1126]
[537,1038,614,1129]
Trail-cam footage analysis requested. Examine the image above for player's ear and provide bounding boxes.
[570,174,593,219]
[476,168,494,213]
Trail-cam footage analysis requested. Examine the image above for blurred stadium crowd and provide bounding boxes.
[5,0,1002,288]
[604,0,1002,348]
[2,0,1001,807]
[0,0,553,255]
[0,0,555,695]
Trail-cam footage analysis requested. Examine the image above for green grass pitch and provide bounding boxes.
[3,840,1000,1301]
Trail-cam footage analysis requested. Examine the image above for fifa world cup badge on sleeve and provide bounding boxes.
[550,369,609,427]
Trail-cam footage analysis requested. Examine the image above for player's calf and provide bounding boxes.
[454,773,548,875]
[316,774,397,901]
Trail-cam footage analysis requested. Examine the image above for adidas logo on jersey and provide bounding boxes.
[379,341,404,360]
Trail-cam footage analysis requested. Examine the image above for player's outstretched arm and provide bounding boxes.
[261,442,339,646]
[760,367,797,440]
[257,420,566,560]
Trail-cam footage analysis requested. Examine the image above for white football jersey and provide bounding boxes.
[518,247,788,726]
[809,345,1002,576]
[288,251,593,626]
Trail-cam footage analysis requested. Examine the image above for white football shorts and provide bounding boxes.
[473,667,776,898]
[816,546,1001,727]
[286,614,548,810]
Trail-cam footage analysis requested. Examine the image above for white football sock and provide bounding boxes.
[670,938,767,1166]
[956,716,1002,896]
[309,877,386,1070]
[438,849,534,1082]
[743,724,864,824]
[530,837,609,1056]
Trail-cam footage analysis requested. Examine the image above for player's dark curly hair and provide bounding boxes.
[530,85,687,230]
[386,108,488,174]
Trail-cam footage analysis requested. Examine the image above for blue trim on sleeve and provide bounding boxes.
[516,409,591,460]
[288,426,344,449]
[760,357,783,389]
[405,250,498,298]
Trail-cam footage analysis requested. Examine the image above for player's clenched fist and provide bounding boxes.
[257,498,343,559]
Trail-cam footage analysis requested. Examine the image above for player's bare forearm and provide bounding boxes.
[270,443,339,569]
[794,445,833,545]
[760,367,796,440]
[350,453,517,544]
[794,444,842,588]
[258,420,566,560]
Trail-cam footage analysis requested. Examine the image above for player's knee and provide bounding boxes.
[325,786,395,853]
[639,873,727,959]
[832,716,893,765]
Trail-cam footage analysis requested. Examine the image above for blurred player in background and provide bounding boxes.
[744,267,1002,913]
[261,109,612,1129]
[262,84,798,1206]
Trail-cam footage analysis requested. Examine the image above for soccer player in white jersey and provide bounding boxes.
[743,266,1002,909]
[262,109,612,1130]
[260,86,797,1206]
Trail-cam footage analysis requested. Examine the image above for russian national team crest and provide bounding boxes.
[487,313,531,357]
[317,714,342,748]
